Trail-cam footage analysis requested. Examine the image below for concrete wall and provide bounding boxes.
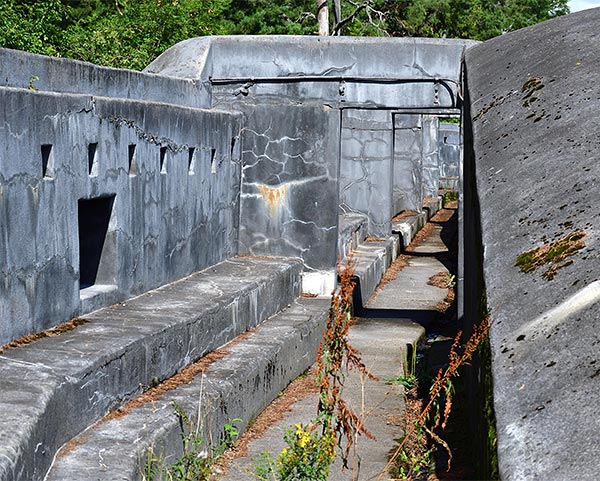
[0,83,241,346]
[0,48,209,108]
[1,36,471,340]
[464,8,600,480]
[438,122,460,190]
[147,36,471,262]
[340,109,393,238]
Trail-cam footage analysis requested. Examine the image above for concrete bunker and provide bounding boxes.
[2,8,599,479]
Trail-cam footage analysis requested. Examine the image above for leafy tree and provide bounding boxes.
[0,0,570,70]
[221,0,317,35]
[0,0,69,57]
[61,0,231,70]
[383,0,569,41]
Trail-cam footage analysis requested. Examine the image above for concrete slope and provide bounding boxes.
[465,8,600,481]
[0,257,301,481]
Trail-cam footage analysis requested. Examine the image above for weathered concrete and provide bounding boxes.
[45,297,329,481]
[438,122,460,190]
[340,109,394,237]
[0,48,209,108]
[465,7,600,480]
[146,36,472,289]
[353,238,399,307]
[235,104,340,272]
[0,86,242,346]
[0,257,300,481]
[392,114,425,214]
[218,204,454,481]
[338,213,368,262]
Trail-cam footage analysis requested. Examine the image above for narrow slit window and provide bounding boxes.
[128,144,138,176]
[230,136,237,160]
[160,146,168,174]
[78,195,116,289]
[41,144,54,179]
[88,143,98,177]
[210,148,217,174]
[188,146,196,175]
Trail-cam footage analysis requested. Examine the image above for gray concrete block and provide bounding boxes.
[337,213,368,261]
[393,213,427,250]
[0,257,301,481]
[353,237,399,307]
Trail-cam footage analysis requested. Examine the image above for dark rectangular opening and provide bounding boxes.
[128,144,138,176]
[160,146,167,174]
[188,146,196,174]
[88,143,98,176]
[210,148,217,174]
[41,144,53,179]
[78,195,115,289]
[230,137,237,160]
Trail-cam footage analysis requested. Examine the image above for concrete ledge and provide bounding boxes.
[338,213,368,261]
[45,297,330,481]
[0,256,302,481]
[353,237,400,307]
[423,196,443,220]
[393,213,427,250]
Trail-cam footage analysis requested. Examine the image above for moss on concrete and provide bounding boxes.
[515,230,585,280]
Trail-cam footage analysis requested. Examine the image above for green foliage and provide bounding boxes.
[0,0,570,69]
[385,374,417,389]
[254,424,336,481]
[61,0,231,70]
[222,0,317,35]
[441,188,459,207]
[383,0,569,41]
[0,0,68,57]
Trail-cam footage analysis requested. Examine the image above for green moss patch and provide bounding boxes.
[515,230,586,280]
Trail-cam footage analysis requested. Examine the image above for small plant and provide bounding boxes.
[254,423,336,481]
[142,400,240,481]
[28,75,39,90]
[253,256,375,480]
[441,189,458,207]
[385,374,417,390]
[378,317,493,481]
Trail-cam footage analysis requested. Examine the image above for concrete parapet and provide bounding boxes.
[393,213,427,251]
[0,48,209,108]
[0,86,242,345]
[0,257,301,481]
[338,213,369,262]
[353,237,400,307]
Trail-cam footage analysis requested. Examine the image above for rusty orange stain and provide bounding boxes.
[257,183,289,216]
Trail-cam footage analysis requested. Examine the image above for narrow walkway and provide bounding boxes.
[218,208,455,481]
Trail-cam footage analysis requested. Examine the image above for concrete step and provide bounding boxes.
[337,213,369,261]
[0,256,303,481]
[45,297,330,481]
